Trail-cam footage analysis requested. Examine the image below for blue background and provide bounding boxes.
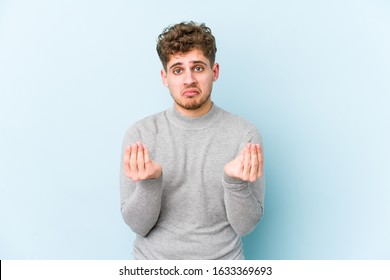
[0,0,389,259]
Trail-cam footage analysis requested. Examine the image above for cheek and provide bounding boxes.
[167,78,177,88]
[167,80,182,93]
[172,79,182,87]
[199,76,214,89]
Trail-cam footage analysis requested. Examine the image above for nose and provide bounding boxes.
[183,70,196,85]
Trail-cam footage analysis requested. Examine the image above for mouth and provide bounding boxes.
[182,88,200,97]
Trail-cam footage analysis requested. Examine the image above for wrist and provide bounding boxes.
[223,172,246,184]
[152,170,162,179]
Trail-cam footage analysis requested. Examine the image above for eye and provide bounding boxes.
[194,66,204,72]
[173,68,183,75]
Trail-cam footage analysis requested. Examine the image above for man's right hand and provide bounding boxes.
[123,142,162,181]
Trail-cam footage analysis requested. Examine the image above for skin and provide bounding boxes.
[223,143,263,182]
[123,49,263,182]
[123,142,162,181]
[161,48,219,117]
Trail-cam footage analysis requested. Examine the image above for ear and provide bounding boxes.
[161,69,168,87]
[212,63,220,82]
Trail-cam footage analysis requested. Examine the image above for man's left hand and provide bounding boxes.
[224,143,263,182]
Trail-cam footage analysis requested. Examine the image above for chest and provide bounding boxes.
[155,129,238,179]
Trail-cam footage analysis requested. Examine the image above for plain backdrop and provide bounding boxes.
[0,0,389,259]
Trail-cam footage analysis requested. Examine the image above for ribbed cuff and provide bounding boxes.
[222,173,248,189]
[138,174,163,189]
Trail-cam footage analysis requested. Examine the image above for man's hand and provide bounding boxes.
[224,143,263,182]
[123,142,162,181]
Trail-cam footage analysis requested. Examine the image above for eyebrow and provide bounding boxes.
[169,60,208,70]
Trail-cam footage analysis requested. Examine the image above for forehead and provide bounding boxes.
[167,49,210,67]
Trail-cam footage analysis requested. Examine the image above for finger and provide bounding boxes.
[242,144,251,181]
[256,144,263,178]
[129,144,138,176]
[137,142,145,174]
[143,144,155,178]
[143,144,151,167]
[232,145,246,165]
[123,145,131,176]
[249,144,258,182]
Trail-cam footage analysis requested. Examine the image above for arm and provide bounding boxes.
[223,130,265,236]
[120,128,163,237]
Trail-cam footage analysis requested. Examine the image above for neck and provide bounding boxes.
[167,102,221,130]
[174,98,213,117]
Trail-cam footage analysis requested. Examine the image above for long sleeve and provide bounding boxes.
[222,175,264,236]
[120,125,163,237]
[120,105,265,259]
[222,129,265,236]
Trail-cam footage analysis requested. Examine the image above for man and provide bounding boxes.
[120,21,264,260]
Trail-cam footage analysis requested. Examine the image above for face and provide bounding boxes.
[161,49,219,117]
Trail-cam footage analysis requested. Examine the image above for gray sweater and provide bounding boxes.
[120,103,264,259]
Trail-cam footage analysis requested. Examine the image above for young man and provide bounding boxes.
[120,21,264,260]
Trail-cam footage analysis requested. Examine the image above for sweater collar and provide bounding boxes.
[166,102,222,130]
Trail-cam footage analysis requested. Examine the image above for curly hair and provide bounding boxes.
[156,21,217,70]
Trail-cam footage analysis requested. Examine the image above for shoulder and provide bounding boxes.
[216,106,263,143]
[123,110,168,142]
[218,107,258,132]
[132,110,167,131]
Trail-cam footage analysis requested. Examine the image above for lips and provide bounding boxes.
[182,88,200,97]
